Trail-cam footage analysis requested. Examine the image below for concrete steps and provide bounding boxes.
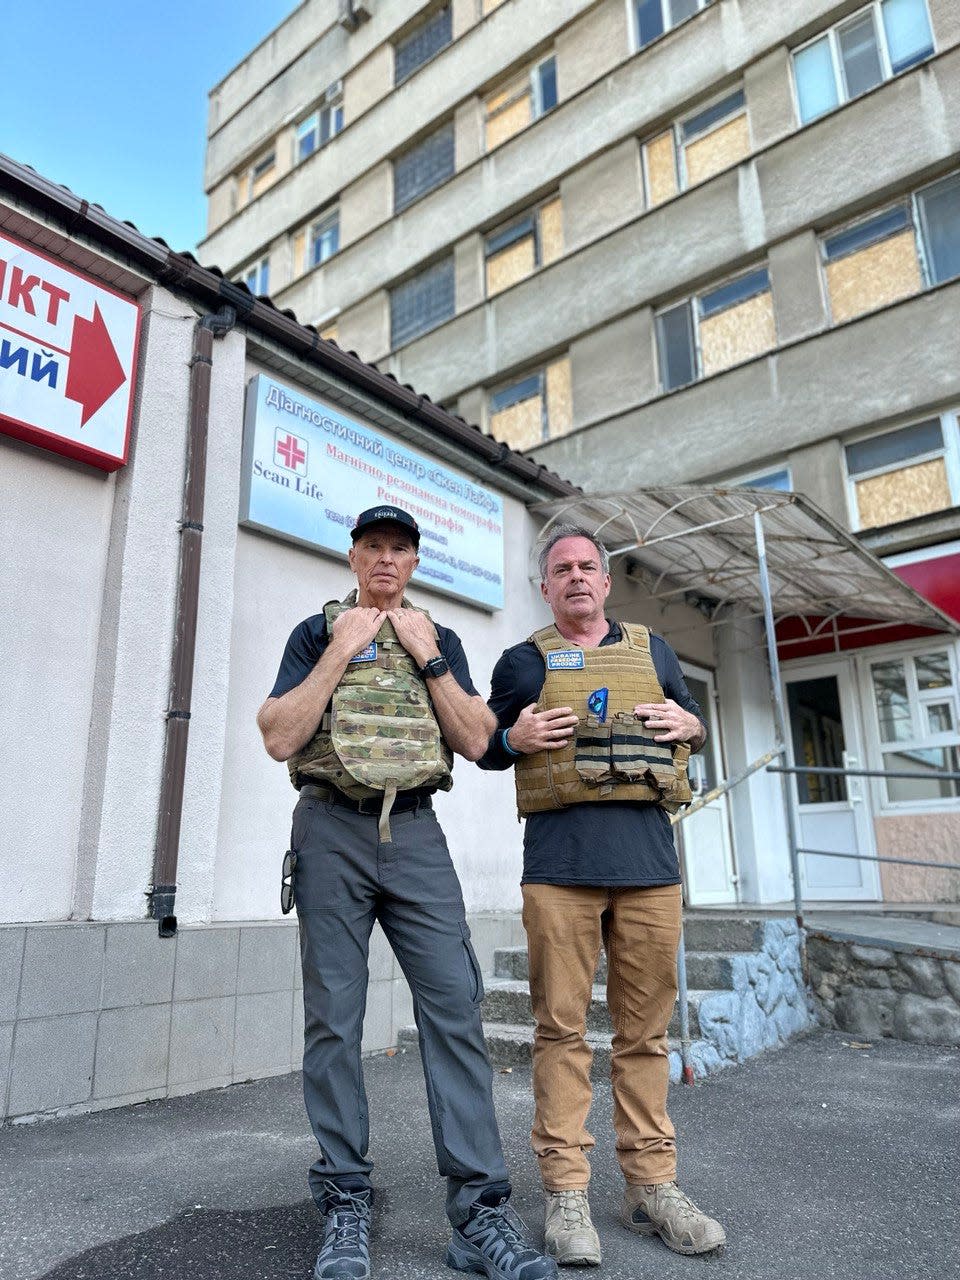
[397,913,810,1081]
[480,976,706,1039]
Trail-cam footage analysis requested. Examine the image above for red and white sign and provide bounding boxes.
[275,428,308,475]
[0,230,141,471]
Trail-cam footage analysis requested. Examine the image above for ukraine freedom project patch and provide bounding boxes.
[349,642,378,663]
[547,649,585,670]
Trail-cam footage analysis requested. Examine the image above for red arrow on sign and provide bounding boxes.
[64,302,127,426]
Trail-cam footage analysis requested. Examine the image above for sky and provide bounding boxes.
[1,1,298,256]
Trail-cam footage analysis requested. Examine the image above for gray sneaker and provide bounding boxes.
[544,1190,601,1267]
[621,1181,725,1255]
[447,1200,559,1279]
[314,1182,372,1280]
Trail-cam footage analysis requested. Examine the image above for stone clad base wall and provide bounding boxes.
[680,920,814,1081]
[808,934,960,1045]
[0,912,525,1123]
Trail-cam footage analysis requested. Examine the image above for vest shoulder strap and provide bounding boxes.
[621,622,651,652]
[529,624,566,658]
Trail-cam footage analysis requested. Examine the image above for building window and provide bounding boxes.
[390,256,455,348]
[655,266,776,391]
[820,169,960,324]
[394,122,455,212]
[247,151,277,202]
[310,210,340,267]
[844,414,960,531]
[488,356,572,451]
[724,466,793,491]
[822,203,922,323]
[296,86,344,162]
[484,55,558,152]
[867,647,960,804]
[635,0,713,51]
[241,257,270,296]
[792,0,934,125]
[395,5,452,84]
[484,196,563,297]
[643,87,749,207]
[916,171,960,286]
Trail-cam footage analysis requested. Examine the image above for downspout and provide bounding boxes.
[149,305,237,936]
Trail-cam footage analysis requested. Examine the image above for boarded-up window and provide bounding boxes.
[645,88,750,207]
[249,151,277,201]
[656,265,775,390]
[681,92,750,187]
[845,418,956,529]
[489,356,572,450]
[485,56,557,152]
[823,205,921,323]
[484,197,564,297]
[644,132,679,207]
[698,269,776,376]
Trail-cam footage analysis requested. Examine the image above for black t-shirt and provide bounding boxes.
[269,611,479,797]
[478,621,705,887]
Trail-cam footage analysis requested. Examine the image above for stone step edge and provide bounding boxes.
[484,977,713,1004]
[397,1023,690,1054]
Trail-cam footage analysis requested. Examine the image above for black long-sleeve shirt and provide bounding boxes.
[478,620,705,886]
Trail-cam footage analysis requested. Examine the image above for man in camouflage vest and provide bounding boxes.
[479,525,726,1266]
[257,505,557,1280]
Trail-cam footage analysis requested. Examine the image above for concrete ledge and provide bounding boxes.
[0,909,523,1123]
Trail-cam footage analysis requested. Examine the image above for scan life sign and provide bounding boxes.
[240,374,505,610]
[0,231,140,471]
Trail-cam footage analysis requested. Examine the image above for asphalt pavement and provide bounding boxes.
[1,1030,958,1280]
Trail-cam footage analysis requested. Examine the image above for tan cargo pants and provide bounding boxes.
[521,881,682,1189]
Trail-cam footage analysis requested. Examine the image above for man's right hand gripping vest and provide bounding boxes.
[513,622,693,817]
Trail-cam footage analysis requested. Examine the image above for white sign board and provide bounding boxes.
[0,230,140,470]
[240,374,505,610]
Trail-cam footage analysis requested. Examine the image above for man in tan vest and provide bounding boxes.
[479,524,725,1266]
[257,505,557,1280]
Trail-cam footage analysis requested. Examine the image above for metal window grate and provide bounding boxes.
[390,257,455,348]
[395,6,452,84]
[394,123,455,212]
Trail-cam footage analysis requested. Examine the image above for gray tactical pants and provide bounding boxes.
[291,791,511,1226]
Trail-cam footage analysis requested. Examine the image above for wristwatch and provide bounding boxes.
[419,655,449,680]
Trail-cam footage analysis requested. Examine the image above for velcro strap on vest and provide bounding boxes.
[378,783,397,843]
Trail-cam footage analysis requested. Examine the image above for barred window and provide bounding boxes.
[390,257,455,347]
[394,123,455,212]
[395,6,452,84]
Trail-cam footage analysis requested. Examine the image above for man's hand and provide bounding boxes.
[634,700,703,745]
[385,609,441,668]
[506,703,580,754]
[329,607,384,660]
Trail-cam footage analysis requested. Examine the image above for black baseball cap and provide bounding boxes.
[350,504,420,548]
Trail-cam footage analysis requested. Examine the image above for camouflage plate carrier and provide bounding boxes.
[514,621,693,817]
[287,591,453,840]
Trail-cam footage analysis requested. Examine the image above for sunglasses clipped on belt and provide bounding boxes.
[281,849,297,915]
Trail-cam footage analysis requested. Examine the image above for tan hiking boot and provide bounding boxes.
[621,1182,725,1256]
[544,1190,602,1267]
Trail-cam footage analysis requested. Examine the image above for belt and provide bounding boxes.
[300,782,433,815]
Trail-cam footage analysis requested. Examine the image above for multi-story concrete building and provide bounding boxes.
[201,0,960,909]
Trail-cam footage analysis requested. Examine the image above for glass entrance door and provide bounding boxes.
[784,661,880,900]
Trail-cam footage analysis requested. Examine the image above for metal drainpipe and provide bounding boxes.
[149,305,237,936]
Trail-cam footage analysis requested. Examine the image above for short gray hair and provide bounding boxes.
[537,523,610,581]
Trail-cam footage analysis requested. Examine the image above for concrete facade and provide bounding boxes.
[200,0,960,907]
[0,171,579,1119]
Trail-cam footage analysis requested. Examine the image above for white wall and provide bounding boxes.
[0,442,115,922]
[213,382,551,920]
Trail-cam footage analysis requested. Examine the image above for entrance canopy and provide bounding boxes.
[529,487,958,654]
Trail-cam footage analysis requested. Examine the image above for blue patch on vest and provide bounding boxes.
[547,649,585,670]
[350,642,378,663]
